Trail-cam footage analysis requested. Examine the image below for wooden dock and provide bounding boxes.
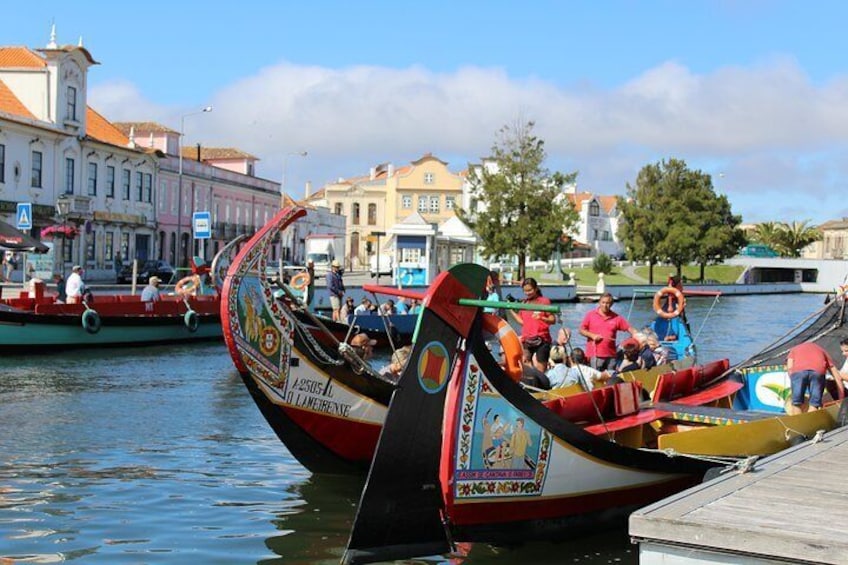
[630,425,848,564]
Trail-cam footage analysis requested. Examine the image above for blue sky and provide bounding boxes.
[7,1,848,223]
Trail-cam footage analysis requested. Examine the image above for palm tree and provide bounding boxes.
[750,222,785,251]
[776,220,821,257]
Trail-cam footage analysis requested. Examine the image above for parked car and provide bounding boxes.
[264,260,293,284]
[117,259,176,284]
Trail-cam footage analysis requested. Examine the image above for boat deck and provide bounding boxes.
[630,424,848,564]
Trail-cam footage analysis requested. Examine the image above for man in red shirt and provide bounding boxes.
[579,292,636,371]
[786,341,844,415]
[509,278,555,359]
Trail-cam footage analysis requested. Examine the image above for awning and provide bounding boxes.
[0,220,49,252]
[40,224,79,240]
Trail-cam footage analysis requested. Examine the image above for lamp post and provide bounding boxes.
[55,196,71,278]
[176,105,212,273]
[372,231,386,284]
[281,151,307,260]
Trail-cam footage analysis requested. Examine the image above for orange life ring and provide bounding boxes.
[290,271,310,291]
[175,275,201,297]
[481,313,523,382]
[653,287,685,319]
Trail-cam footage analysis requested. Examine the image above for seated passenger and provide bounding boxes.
[559,347,610,390]
[633,331,657,370]
[615,338,645,374]
[521,343,551,390]
[545,345,571,388]
[380,345,412,381]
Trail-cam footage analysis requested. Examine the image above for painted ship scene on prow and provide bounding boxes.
[7,10,848,565]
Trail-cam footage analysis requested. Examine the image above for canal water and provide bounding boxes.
[0,293,827,564]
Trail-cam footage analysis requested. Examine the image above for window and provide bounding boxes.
[143,173,152,203]
[0,144,4,183]
[122,169,131,200]
[603,230,610,241]
[87,162,97,196]
[418,196,428,213]
[401,247,421,263]
[65,157,75,194]
[424,172,434,184]
[136,172,144,201]
[105,232,114,262]
[368,203,377,225]
[334,202,343,215]
[86,231,96,261]
[402,195,412,209]
[429,196,440,213]
[589,201,600,216]
[67,86,77,121]
[106,166,115,197]
[352,203,360,225]
[446,196,455,210]
[31,151,42,188]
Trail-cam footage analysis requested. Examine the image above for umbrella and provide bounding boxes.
[0,220,49,253]
[40,224,79,240]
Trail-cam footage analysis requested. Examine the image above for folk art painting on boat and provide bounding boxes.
[342,264,848,564]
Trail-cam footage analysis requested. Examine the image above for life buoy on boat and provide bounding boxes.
[175,275,201,297]
[184,309,199,332]
[290,271,310,291]
[82,308,101,334]
[481,313,523,382]
[653,287,685,319]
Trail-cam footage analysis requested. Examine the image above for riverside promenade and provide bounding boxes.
[630,424,848,564]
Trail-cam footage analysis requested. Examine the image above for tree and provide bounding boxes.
[775,220,821,257]
[458,119,579,281]
[618,158,744,283]
[592,253,613,275]
[750,222,784,250]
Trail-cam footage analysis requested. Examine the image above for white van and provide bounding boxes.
[369,254,392,277]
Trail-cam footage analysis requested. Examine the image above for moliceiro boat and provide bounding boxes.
[343,263,848,565]
[221,206,442,474]
[0,270,223,353]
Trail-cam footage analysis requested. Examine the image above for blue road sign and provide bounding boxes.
[16,202,32,230]
[193,211,211,239]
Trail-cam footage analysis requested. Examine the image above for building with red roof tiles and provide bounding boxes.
[305,153,468,272]
[0,27,330,278]
[564,191,624,258]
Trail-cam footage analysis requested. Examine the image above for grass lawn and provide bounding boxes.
[523,264,745,287]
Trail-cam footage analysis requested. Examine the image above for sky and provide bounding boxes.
[6,0,848,224]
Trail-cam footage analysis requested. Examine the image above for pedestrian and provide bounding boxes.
[785,341,844,415]
[65,265,85,304]
[305,259,316,310]
[326,259,345,322]
[579,292,637,371]
[53,273,66,303]
[508,277,555,359]
[114,252,123,278]
[141,276,162,303]
[3,251,16,282]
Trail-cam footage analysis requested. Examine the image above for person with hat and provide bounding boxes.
[141,276,162,303]
[326,259,345,321]
[65,265,86,304]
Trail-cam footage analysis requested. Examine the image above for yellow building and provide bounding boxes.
[307,153,464,269]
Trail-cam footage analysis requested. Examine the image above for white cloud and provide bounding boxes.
[88,58,848,224]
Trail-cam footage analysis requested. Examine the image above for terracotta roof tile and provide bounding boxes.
[598,195,618,213]
[0,79,36,119]
[113,121,178,135]
[86,107,130,147]
[0,47,46,68]
[181,147,257,161]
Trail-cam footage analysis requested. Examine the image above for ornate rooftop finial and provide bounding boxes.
[128,125,137,149]
[78,36,84,47]
[47,23,58,49]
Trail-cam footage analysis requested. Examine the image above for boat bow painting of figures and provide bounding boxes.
[342,265,848,564]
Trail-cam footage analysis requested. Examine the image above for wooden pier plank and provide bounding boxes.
[631,426,848,564]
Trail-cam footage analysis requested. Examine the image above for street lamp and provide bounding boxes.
[176,105,212,272]
[281,151,307,260]
[372,231,386,284]
[55,196,71,277]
